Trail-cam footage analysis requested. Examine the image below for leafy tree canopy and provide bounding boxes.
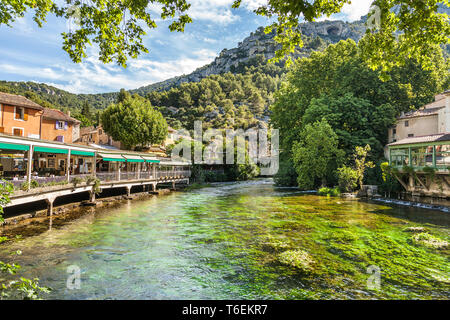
[271,39,449,153]
[292,119,344,190]
[1,1,447,69]
[101,94,168,149]
[233,0,449,74]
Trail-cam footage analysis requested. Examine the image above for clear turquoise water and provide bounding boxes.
[0,179,449,299]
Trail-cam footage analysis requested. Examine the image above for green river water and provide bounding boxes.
[0,179,449,299]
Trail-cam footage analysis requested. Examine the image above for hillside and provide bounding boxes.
[0,6,448,125]
[0,18,369,113]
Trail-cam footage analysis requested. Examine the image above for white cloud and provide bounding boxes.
[188,0,239,24]
[341,0,374,21]
[0,47,218,94]
[241,0,268,11]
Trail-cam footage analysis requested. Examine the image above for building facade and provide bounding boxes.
[0,92,80,143]
[386,91,450,197]
[0,92,44,139]
[388,91,450,143]
[41,108,80,143]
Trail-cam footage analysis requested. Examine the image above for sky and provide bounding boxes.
[0,0,373,94]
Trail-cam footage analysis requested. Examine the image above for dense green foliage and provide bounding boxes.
[292,120,344,189]
[1,1,447,71]
[101,94,168,150]
[272,39,449,189]
[233,0,449,75]
[337,166,359,193]
[147,59,284,131]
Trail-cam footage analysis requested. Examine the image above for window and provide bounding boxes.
[408,134,414,137]
[56,121,65,130]
[393,128,396,135]
[405,121,409,127]
[14,107,25,120]
[98,129,102,135]
[13,128,24,136]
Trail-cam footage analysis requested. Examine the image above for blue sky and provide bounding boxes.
[0,0,373,94]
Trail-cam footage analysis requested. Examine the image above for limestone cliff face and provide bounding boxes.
[133,19,367,94]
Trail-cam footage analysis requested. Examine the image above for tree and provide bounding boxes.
[101,95,168,150]
[0,0,192,67]
[354,145,376,190]
[81,101,92,120]
[233,0,449,74]
[302,92,396,158]
[117,88,131,103]
[337,166,359,193]
[292,120,344,190]
[271,39,448,186]
[1,1,447,69]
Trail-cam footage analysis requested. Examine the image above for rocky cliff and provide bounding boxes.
[132,19,367,94]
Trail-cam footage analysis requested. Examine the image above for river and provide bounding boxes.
[0,179,449,299]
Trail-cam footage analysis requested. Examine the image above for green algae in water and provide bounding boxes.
[0,180,449,300]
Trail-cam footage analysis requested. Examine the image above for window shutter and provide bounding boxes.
[64,121,68,130]
[23,109,28,121]
[55,121,58,129]
[15,107,20,119]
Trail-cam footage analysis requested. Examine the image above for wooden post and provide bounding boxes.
[153,164,156,180]
[46,198,54,217]
[93,152,97,177]
[137,162,141,180]
[66,149,71,183]
[90,189,96,202]
[432,145,436,168]
[408,147,412,167]
[26,145,33,190]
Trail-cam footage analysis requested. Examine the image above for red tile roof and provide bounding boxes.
[0,92,44,110]
[43,108,80,123]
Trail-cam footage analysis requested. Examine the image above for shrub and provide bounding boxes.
[20,182,29,191]
[71,177,84,187]
[337,166,358,193]
[318,187,340,197]
[30,180,39,189]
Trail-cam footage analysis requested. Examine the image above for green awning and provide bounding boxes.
[98,153,126,162]
[0,142,29,151]
[34,146,68,154]
[122,155,145,162]
[71,150,95,157]
[141,156,160,163]
[102,158,126,162]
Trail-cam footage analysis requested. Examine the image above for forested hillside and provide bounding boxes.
[0,12,448,131]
